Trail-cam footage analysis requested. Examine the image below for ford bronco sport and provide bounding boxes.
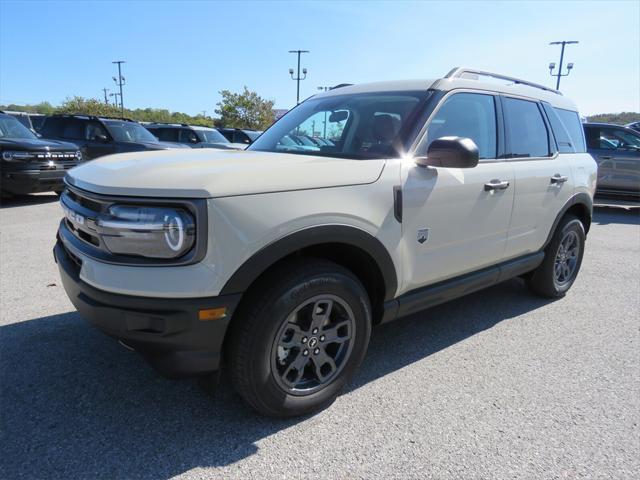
[55,68,597,417]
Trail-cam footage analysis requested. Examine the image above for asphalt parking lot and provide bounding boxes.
[1,194,638,479]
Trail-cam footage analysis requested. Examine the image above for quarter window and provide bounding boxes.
[554,108,586,152]
[504,97,550,158]
[421,93,497,159]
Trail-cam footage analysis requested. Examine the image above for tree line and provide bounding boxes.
[1,87,276,130]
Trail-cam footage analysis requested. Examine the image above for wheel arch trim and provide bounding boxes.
[219,225,398,301]
[543,192,593,248]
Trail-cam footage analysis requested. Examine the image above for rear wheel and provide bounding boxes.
[527,215,585,298]
[227,259,372,417]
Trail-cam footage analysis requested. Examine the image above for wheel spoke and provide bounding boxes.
[282,351,308,386]
[279,323,306,348]
[311,299,334,330]
[321,320,352,344]
[311,349,337,382]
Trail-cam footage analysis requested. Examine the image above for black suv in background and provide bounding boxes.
[4,111,46,134]
[145,123,245,150]
[0,112,81,197]
[40,115,187,161]
[216,127,262,145]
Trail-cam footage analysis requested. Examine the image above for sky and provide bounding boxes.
[1,0,638,116]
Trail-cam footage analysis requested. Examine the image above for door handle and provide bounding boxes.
[550,174,569,184]
[484,179,510,191]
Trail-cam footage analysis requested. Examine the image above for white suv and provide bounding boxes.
[55,68,597,417]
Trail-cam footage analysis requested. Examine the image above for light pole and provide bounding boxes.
[102,87,110,105]
[318,86,330,137]
[109,92,120,110]
[112,60,126,116]
[549,41,578,90]
[289,50,309,104]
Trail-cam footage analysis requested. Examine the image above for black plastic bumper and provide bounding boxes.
[1,168,66,194]
[54,240,242,378]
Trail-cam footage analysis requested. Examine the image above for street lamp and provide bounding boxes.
[289,50,309,105]
[548,41,578,90]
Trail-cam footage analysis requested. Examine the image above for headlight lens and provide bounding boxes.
[96,205,195,259]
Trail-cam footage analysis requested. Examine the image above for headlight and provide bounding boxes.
[96,205,195,259]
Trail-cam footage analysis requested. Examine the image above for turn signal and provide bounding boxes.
[198,307,227,321]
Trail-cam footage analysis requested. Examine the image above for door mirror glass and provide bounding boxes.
[416,136,479,168]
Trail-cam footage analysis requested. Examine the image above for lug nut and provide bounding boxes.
[302,337,308,344]
[320,335,325,342]
[303,349,309,356]
[314,348,320,355]
[312,328,318,334]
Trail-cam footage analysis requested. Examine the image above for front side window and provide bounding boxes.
[197,129,228,144]
[104,120,158,143]
[85,122,109,141]
[419,92,497,159]
[249,91,429,159]
[586,126,640,150]
[0,115,37,139]
[180,129,199,144]
[504,97,550,158]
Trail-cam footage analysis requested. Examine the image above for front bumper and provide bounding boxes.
[1,168,67,194]
[54,240,242,378]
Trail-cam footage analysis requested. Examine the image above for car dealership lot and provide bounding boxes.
[1,195,638,479]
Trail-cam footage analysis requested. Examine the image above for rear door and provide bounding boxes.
[401,91,515,291]
[502,96,574,258]
[585,125,640,195]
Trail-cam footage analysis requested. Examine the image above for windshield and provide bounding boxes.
[103,120,159,143]
[197,129,229,144]
[249,91,428,159]
[0,115,38,140]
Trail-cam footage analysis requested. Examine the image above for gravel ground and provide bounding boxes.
[1,194,639,479]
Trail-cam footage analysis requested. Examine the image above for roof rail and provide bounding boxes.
[50,113,139,122]
[330,83,353,90]
[445,67,562,95]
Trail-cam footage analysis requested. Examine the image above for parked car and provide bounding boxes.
[4,111,46,134]
[217,127,262,145]
[40,115,188,161]
[146,123,246,150]
[0,112,81,197]
[625,121,640,133]
[583,122,640,198]
[54,67,596,417]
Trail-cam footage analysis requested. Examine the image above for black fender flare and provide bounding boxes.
[543,192,593,248]
[219,225,398,301]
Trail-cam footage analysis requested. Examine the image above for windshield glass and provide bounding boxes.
[103,120,158,143]
[249,91,428,159]
[197,129,229,143]
[0,115,38,140]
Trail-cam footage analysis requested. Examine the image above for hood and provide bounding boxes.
[158,141,191,149]
[0,137,78,151]
[66,149,386,198]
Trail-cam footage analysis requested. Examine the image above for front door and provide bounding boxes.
[400,91,514,293]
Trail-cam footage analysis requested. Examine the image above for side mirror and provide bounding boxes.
[416,136,479,168]
[95,134,109,143]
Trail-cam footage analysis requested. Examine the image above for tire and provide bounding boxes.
[526,214,585,298]
[227,259,372,417]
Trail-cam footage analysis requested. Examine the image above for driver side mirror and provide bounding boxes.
[93,134,109,143]
[415,136,479,168]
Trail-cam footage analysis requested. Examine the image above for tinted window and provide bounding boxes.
[180,129,199,144]
[586,126,640,150]
[218,129,234,142]
[103,121,158,143]
[420,93,497,159]
[197,128,228,143]
[542,103,574,153]
[58,119,85,140]
[555,108,586,152]
[250,91,429,159]
[0,115,38,139]
[85,122,109,141]
[504,98,550,158]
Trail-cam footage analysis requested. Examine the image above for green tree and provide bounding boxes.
[215,87,275,130]
[57,96,122,117]
[586,112,640,125]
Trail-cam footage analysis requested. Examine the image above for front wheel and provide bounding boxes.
[227,259,372,417]
[527,215,585,298]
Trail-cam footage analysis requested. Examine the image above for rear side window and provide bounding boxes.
[542,103,574,153]
[56,119,85,140]
[554,108,586,153]
[421,92,497,159]
[504,97,550,158]
[153,128,179,142]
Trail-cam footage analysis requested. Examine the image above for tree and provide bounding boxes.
[57,96,121,117]
[215,87,275,130]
